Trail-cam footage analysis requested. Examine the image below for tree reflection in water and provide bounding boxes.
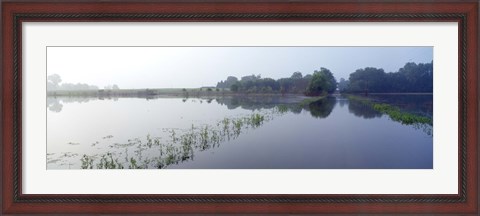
[346,96,432,136]
[306,97,336,118]
[348,99,383,119]
[49,97,338,169]
[47,96,432,169]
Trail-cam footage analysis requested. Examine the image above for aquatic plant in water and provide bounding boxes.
[372,103,432,125]
[346,95,433,135]
[70,107,286,169]
[96,152,124,169]
[276,104,289,114]
[80,155,95,169]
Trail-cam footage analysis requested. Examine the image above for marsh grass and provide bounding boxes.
[96,152,124,169]
[70,107,287,169]
[80,155,94,169]
[372,103,432,125]
[276,104,289,113]
[346,95,433,133]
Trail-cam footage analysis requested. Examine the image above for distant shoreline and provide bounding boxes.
[47,88,303,98]
[47,88,433,98]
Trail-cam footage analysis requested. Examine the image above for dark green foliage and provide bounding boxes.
[216,71,315,95]
[290,71,303,79]
[230,83,239,92]
[347,67,387,93]
[216,76,239,89]
[306,68,337,96]
[341,61,433,93]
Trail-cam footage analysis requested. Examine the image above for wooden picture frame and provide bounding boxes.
[2,0,478,214]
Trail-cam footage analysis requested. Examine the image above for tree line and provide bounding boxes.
[217,61,432,96]
[47,74,119,91]
[339,61,433,93]
[48,61,431,95]
[216,69,337,96]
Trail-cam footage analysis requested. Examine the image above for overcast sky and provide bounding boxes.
[47,47,432,89]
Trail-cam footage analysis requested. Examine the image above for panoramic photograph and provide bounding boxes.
[46,47,433,169]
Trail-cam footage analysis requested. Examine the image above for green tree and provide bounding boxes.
[347,67,387,93]
[48,74,62,86]
[230,83,239,92]
[216,76,239,89]
[306,68,337,96]
[338,78,350,92]
[47,74,62,91]
[344,62,433,93]
[291,71,303,79]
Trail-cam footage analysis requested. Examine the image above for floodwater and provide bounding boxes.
[47,94,433,169]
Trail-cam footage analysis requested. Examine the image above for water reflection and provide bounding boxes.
[366,94,433,117]
[48,95,321,114]
[338,98,347,108]
[345,95,432,136]
[348,99,382,119]
[47,99,63,113]
[55,109,283,169]
[47,97,339,169]
[305,97,336,118]
[47,95,433,169]
[215,96,303,111]
[47,97,95,112]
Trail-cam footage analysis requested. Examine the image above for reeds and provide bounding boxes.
[74,108,285,169]
[346,95,433,136]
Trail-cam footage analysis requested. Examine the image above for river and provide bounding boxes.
[47,94,433,169]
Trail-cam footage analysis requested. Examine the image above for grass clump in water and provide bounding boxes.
[251,113,264,127]
[77,109,282,169]
[97,153,124,169]
[129,157,139,169]
[347,95,432,126]
[372,103,432,125]
[276,105,289,113]
[80,155,94,169]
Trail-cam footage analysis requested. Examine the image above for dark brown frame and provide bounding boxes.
[1,0,478,214]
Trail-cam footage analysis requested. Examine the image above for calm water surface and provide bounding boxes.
[47,95,433,169]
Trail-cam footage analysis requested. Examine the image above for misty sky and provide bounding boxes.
[47,47,432,89]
